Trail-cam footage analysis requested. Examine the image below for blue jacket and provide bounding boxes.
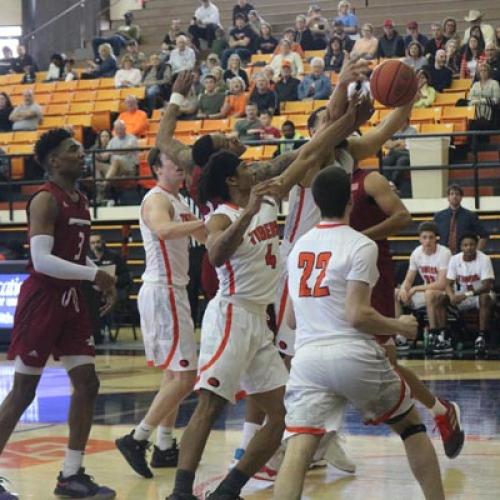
[298,74,332,100]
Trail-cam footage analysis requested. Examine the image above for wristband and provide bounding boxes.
[170,92,185,107]
[465,291,474,298]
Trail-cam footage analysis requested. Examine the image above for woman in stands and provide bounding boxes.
[82,43,117,79]
[442,17,460,45]
[223,53,249,89]
[219,76,247,118]
[45,53,66,81]
[413,69,437,108]
[255,22,278,55]
[324,36,345,73]
[0,92,13,132]
[88,129,113,204]
[351,23,378,60]
[469,63,500,131]
[114,54,142,88]
[211,66,227,94]
[460,35,485,79]
[270,39,304,81]
[403,41,427,71]
[445,39,461,77]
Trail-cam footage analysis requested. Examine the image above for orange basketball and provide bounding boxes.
[370,60,418,107]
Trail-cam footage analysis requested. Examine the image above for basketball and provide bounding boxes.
[370,59,418,107]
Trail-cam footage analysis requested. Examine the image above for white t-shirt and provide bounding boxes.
[408,244,451,284]
[140,186,193,286]
[447,250,495,292]
[194,2,221,26]
[211,198,281,305]
[288,223,379,349]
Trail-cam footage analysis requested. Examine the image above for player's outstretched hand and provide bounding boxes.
[172,70,194,97]
[339,54,370,87]
[354,93,375,128]
[398,314,418,340]
[245,183,271,216]
[99,287,117,317]
[254,176,288,201]
[94,269,116,292]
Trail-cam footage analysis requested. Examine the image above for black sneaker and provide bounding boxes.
[475,334,486,355]
[432,334,453,354]
[395,335,410,351]
[0,477,18,500]
[205,491,244,500]
[54,468,116,499]
[151,439,179,468]
[166,494,198,500]
[425,332,437,354]
[115,431,153,478]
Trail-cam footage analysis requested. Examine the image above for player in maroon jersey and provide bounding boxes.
[0,129,116,500]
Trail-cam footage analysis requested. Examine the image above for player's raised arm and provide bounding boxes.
[250,149,301,183]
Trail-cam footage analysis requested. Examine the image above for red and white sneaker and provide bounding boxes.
[253,444,284,482]
[253,465,278,482]
[434,399,465,459]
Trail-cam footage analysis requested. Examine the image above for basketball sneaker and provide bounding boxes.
[474,334,486,355]
[0,477,18,500]
[166,494,198,500]
[151,439,179,468]
[434,399,465,459]
[115,431,153,478]
[205,491,243,500]
[395,335,410,351]
[53,468,116,499]
[253,444,285,481]
[432,332,453,355]
[324,433,356,473]
[425,331,437,354]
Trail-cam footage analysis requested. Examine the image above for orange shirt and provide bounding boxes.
[118,109,149,137]
[225,93,247,117]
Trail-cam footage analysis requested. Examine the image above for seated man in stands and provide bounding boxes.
[162,18,187,57]
[92,11,141,59]
[234,102,262,141]
[249,73,279,115]
[298,57,332,100]
[276,60,300,102]
[105,119,139,185]
[446,233,496,354]
[395,222,452,352]
[479,43,500,83]
[274,119,303,156]
[255,110,281,140]
[334,0,358,37]
[330,20,354,52]
[189,0,221,49]
[404,21,428,50]
[9,89,42,131]
[221,14,255,68]
[197,73,226,119]
[424,23,449,62]
[118,95,149,137]
[425,49,453,92]
[124,40,146,70]
[170,35,197,75]
[463,9,495,46]
[10,45,38,74]
[377,19,405,58]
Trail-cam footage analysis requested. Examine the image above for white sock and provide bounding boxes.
[134,420,154,441]
[62,448,83,478]
[156,426,174,450]
[430,398,447,417]
[239,422,262,450]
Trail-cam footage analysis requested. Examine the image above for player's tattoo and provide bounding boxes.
[250,150,300,182]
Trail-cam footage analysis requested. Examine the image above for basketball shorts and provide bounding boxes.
[285,339,413,436]
[275,270,296,357]
[7,276,95,368]
[195,296,289,403]
[138,282,197,371]
[408,291,447,310]
[456,291,496,311]
[372,255,396,317]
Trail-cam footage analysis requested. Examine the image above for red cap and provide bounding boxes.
[383,19,394,28]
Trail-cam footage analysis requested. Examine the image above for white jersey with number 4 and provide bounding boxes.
[288,223,379,350]
[447,250,495,292]
[212,199,280,305]
[140,185,193,286]
[408,244,451,284]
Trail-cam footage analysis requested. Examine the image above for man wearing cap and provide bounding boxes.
[276,60,300,102]
[463,10,495,45]
[404,21,428,49]
[424,24,449,61]
[377,19,405,58]
[334,0,358,37]
[331,20,355,52]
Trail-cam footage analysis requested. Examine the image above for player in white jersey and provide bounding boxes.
[396,222,452,353]
[446,233,495,354]
[116,147,207,479]
[273,166,445,500]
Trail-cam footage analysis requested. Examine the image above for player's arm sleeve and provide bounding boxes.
[31,235,97,281]
[346,240,379,287]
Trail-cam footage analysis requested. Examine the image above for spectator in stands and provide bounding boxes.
[270,39,304,81]
[0,46,13,75]
[377,19,405,58]
[201,53,220,76]
[306,5,329,44]
[220,76,247,117]
[335,0,358,37]
[211,65,227,93]
[413,68,437,108]
[105,119,139,183]
[114,55,142,88]
[351,23,378,60]
[162,18,186,57]
[143,54,172,115]
[404,21,428,50]
[233,0,254,24]
[330,20,354,52]
[249,73,279,114]
[496,27,500,50]
[222,14,255,68]
[426,49,453,92]
[10,45,37,74]
[273,29,305,58]
[45,53,65,81]
[92,11,141,59]
[382,118,417,196]
[442,17,460,45]
[276,60,300,102]
[447,233,496,355]
[463,10,495,46]
[294,15,315,52]
[395,221,451,352]
[124,40,146,70]
[434,184,490,253]
[324,36,345,73]
[9,90,42,131]
[63,58,78,81]
[445,39,461,76]
[118,95,149,137]
[263,66,276,90]
[0,93,13,132]
[211,28,229,59]
[170,35,197,75]
[189,0,221,49]
[248,10,265,37]
[256,23,278,54]
[275,119,303,155]
[224,53,249,89]
[197,74,226,118]
[403,41,428,71]
[469,63,500,130]
[234,102,262,141]
[21,63,36,84]
[83,43,117,79]
[298,57,332,100]
[425,23,448,61]
[87,129,113,203]
[469,26,487,54]
[460,36,485,80]
[481,43,500,82]
[256,110,281,139]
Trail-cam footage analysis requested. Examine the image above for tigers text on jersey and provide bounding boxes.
[408,244,451,284]
[140,185,193,286]
[211,198,280,305]
[287,223,379,349]
[447,250,495,292]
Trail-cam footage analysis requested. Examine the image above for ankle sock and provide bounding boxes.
[430,398,447,417]
[62,448,83,478]
[134,420,154,442]
[156,426,174,450]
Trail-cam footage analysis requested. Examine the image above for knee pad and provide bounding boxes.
[400,423,427,441]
